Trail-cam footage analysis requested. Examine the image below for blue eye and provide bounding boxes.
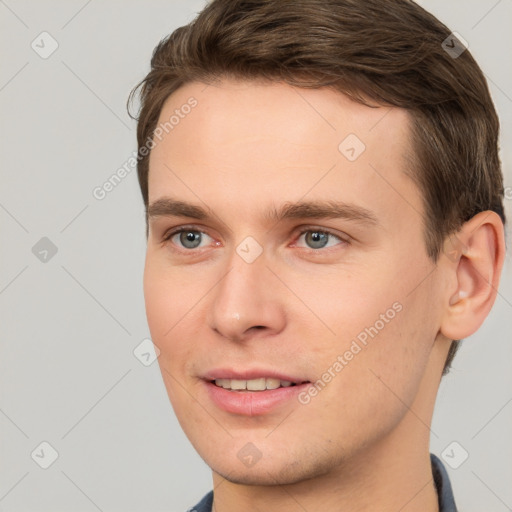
[162,226,346,254]
[168,229,213,249]
[179,230,202,249]
[297,230,344,250]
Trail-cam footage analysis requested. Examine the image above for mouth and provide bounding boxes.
[211,377,307,392]
[202,371,311,415]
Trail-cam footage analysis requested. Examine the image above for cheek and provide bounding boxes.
[143,255,205,372]
[286,266,401,357]
[144,257,206,415]
[144,253,201,337]
[297,259,436,407]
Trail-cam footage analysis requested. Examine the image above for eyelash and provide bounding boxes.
[161,225,349,253]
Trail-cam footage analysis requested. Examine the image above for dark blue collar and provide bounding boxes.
[431,453,458,511]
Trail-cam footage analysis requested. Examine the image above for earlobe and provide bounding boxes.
[440,211,505,341]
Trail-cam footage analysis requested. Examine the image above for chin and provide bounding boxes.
[217,469,282,486]
[208,453,335,487]
[215,467,305,486]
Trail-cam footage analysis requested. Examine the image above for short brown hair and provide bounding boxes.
[127,0,506,374]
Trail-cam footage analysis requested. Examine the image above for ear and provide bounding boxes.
[440,211,506,341]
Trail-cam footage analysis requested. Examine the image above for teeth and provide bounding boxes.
[265,378,280,390]
[247,378,266,391]
[230,379,246,390]
[214,378,296,391]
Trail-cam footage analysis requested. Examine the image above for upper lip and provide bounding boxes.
[203,368,309,383]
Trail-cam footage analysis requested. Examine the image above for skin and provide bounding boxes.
[143,79,505,511]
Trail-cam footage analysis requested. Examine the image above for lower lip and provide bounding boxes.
[204,381,310,416]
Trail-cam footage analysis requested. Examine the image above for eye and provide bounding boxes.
[295,229,345,250]
[164,228,214,250]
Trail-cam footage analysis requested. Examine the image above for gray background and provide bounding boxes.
[0,1,511,511]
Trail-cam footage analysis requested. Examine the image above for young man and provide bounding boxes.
[128,1,506,510]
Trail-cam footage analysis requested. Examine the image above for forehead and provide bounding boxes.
[147,79,421,230]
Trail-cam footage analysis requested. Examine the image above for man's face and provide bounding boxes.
[144,79,448,484]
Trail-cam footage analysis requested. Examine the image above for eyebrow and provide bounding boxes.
[147,198,379,227]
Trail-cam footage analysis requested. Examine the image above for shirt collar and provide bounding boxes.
[431,453,458,511]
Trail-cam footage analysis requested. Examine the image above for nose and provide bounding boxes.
[207,248,286,342]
